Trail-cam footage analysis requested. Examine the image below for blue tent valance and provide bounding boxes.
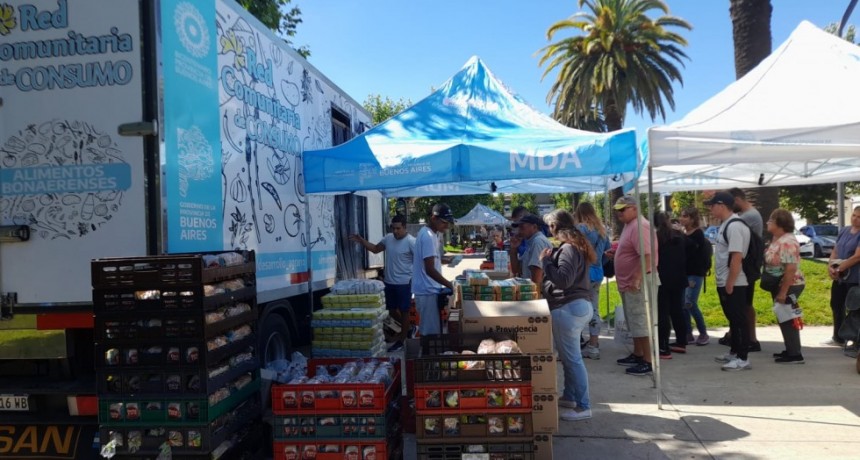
[304,57,639,197]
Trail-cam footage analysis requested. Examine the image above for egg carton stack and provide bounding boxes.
[413,336,538,460]
[311,280,388,358]
[92,251,262,459]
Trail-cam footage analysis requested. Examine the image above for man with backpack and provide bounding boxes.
[706,191,756,371]
[726,187,765,352]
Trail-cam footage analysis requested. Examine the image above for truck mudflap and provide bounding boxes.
[0,423,98,459]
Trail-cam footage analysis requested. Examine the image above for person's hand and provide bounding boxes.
[688,280,696,288]
[775,293,787,304]
[725,283,734,295]
[604,249,615,260]
[348,234,361,243]
[539,247,552,261]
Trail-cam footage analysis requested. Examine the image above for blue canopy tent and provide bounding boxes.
[455,203,509,227]
[304,57,640,197]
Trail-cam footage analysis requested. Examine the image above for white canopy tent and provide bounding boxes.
[647,21,860,192]
[643,21,860,405]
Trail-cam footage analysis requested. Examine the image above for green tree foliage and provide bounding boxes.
[407,195,492,224]
[825,22,857,42]
[551,193,576,211]
[537,0,691,130]
[237,0,309,58]
[780,185,838,224]
[538,0,690,235]
[509,194,538,216]
[363,94,413,125]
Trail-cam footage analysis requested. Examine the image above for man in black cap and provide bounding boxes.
[509,213,553,287]
[412,203,455,336]
[705,191,753,371]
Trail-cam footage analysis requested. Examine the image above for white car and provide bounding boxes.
[795,232,814,258]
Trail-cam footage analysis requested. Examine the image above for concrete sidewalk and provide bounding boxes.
[441,254,860,459]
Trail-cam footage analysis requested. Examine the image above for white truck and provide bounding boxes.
[0,1,383,457]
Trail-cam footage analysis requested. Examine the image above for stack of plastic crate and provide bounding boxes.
[92,251,261,458]
[312,292,388,357]
[271,357,402,459]
[413,335,537,460]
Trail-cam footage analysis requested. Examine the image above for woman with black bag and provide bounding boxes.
[540,209,595,422]
[763,209,806,364]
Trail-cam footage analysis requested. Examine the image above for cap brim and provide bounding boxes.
[613,204,628,210]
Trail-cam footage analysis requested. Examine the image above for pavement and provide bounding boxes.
[430,254,860,460]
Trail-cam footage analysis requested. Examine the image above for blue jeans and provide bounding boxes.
[588,280,602,339]
[552,298,592,410]
[684,275,708,335]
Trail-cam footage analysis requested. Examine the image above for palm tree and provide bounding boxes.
[538,0,691,233]
[729,0,776,233]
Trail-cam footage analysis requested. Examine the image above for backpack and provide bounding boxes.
[722,219,764,282]
[700,234,713,275]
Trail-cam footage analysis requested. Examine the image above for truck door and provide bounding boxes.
[0,0,148,306]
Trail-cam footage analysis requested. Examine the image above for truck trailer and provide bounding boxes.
[0,1,384,457]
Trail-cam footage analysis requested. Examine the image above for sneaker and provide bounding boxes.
[774,354,804,364]
[558,399,577,409]
[669,343,687,353]
[583,344,600,360]
[748,341,762,352]
[772,350,787,358]
[659,350,672,360]
[616,354,643,367]
[560,408,592,421]
[626,362,653,376]
[696,334,710,346]
[718,333,731,346]
[721,357,752,371]
[386,341,404,352]
[686,333,695,344]
[821,338,846,347]
[714,352,737,363]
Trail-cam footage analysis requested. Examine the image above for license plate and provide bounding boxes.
[0,394,29,411]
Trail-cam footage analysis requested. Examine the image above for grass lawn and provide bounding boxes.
[600,258,833,328]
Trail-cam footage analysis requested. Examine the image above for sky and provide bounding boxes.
[291,0,852,138]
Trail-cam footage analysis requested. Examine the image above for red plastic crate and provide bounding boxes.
[271,358,400,415]
[274,439,387,460]
[414,382,532,414]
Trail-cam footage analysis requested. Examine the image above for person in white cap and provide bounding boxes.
[609,195,657,377]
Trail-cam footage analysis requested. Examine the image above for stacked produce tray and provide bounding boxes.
[271,357,403,460]
[413,333,534,459]
[93,251,261,458]
[312,292,389,357]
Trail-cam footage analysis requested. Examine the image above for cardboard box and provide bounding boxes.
[529,353,558,394]
[461,300,553,354]
[533,433,553,459]
[532,393,559,434]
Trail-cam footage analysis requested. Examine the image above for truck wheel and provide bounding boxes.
[814,244,823,258]
[259,313,292,366]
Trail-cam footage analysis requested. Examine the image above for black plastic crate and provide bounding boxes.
[93,285,256,314]
[417,439,535,460]
[96,330,256,371]
[413,354,531,384]
[99,395,260,456]
[97,354,258,397]
[419,332,519,356]
[91,251,255,289]
[96,307,257,343]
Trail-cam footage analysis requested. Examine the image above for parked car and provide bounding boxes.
[799,224,838,257]
[704,225,719,244]
[795,232,814,258]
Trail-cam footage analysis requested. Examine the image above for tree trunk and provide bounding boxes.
[730,0,777,238]
[604,97,625,237]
